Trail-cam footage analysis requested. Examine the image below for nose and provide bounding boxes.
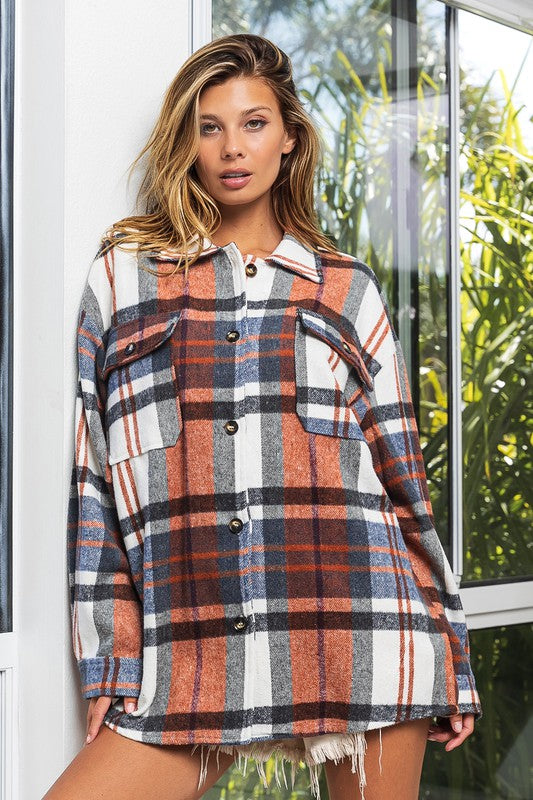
[221,129,246,159]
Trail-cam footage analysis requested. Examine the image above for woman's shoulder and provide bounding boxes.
[315,244,397,354]
[317,243,387,298]
[95,224,143,258]
[79,226,143,326]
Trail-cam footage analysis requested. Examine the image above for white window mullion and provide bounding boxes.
[439,0,533,35]
[391,0,416,380]
[461,582,533,629]
[190,0,212,54]
[447,5,464,583]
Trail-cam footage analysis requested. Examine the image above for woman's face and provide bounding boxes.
[193,76,296,209]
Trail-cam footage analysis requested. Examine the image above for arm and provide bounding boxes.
[67,260,143,701]
[354,276,481,718]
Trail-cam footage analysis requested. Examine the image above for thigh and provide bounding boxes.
[324,717,432,800]
[42,723,236,800]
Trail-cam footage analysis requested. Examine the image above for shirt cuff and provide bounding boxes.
[78,656,143,699]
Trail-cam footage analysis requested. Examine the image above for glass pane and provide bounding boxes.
[212,0,453,556]
[417,0,451,553]
[420,623,533,799]
[459,11,533,582]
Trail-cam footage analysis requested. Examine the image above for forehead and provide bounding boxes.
[199,76,280,112]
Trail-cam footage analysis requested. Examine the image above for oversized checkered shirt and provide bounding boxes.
[68,230,482,746]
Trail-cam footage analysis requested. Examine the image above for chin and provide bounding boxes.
[217,192,261,207]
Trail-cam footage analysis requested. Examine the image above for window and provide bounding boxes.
[191,0,533,795]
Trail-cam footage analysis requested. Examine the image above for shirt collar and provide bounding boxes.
[146,230,324,284]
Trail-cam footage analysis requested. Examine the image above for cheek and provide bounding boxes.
[196,143,216,169]
[194,156,212,186]
[251,140,283,172]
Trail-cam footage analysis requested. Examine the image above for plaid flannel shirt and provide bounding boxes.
[68,230,482,746]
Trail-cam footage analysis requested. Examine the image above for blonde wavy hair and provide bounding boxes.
[101,32,337,278]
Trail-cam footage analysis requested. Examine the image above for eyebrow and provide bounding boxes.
[199,106,273,121]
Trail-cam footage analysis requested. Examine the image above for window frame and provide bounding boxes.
[437,0,533,34]
[0,0,14,635]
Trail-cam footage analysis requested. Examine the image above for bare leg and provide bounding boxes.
[42,724,236,800]
[324,717,432,800]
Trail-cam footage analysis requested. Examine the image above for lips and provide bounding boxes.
[219,171,253,189]
[220,170,251,178]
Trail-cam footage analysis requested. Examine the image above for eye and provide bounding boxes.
[200,122,219,135]
[246,118,266,130]
[200,118,267,135]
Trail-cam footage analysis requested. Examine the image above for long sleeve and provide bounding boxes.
[67,295,143,700]
[356,281,481,715]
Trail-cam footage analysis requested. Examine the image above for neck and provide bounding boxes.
[210,198,284,257]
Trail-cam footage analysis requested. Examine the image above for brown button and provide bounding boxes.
[229,517,243,534]
[245,263,257,277]
[226,330,240,342]
[124,342,136,355]
[224,420,238,435]
[233,616,248,631]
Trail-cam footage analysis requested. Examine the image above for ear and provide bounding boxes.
[282,126,297,155]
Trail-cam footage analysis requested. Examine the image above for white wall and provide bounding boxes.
[14,2,191,797]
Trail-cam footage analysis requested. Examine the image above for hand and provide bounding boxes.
[427,712,475,751]
[85,695,138,745]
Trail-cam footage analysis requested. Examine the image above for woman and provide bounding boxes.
[47,33,481,800]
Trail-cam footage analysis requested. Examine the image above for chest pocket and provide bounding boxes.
[294,307,382,439]
[101,310,183,465]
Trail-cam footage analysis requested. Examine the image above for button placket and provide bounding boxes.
[225,245,253,645]
[236,252,278,708]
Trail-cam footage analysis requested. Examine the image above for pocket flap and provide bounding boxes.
[296,307,381,391]
[101,310,182,380]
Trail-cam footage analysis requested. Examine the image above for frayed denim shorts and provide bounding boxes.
[192,730,383,800]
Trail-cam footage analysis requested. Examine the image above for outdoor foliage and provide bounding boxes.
[420,623,533,800]
[203,755,329,798]
[459,66,533,581]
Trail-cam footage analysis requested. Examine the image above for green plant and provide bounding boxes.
[459,64,533,581]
